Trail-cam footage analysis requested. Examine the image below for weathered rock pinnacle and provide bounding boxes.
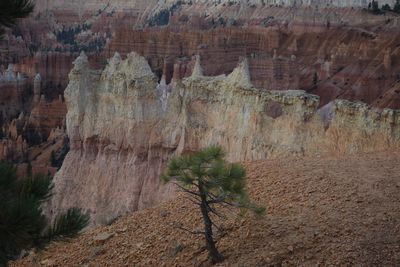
[190,55,204,79]
[226,58,253,89]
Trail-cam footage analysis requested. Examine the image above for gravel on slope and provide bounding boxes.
[12,151,400,267]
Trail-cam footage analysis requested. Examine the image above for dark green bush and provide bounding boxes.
[0,162,89,266]
[394,0,400,13]
[382,3,391,11]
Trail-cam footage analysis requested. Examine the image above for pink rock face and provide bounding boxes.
[16,53,75,97]
[2,3,400,110]
[107,24,400,109]
[28,97,67,139]
[45,52,400,226]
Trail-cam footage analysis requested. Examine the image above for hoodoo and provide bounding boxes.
[47,52,400,225]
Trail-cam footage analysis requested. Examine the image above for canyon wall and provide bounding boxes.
[1,0,400,225]
[47,52,400,225]
[108,25,400,109]
[33,0,398,10]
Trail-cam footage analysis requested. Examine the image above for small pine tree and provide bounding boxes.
[371,0,381,14]
[162,146,264,263]
[382,4,391,11]
[0,161,89,266]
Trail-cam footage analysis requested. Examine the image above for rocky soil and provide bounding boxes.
[2,0,400,181]
[12,151,400,266]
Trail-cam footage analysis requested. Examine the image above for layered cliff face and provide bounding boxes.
[3,0,400,113]
[48,52,400,225]
[1,0,399,226]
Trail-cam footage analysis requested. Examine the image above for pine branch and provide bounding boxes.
[172,182,200,197]
[44,208,89,241]
[0,0,34,27]
[183,195,202,206]
[206,202,226,219]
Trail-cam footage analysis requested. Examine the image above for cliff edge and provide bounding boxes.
[47,52,400,225]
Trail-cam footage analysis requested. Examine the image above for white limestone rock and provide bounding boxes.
[225,58,253,89]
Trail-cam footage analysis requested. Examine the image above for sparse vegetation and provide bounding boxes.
[147,9,170,27]
[394,0,400,13]
[0,161,89,266]
[53,23,106,53]
[162,146,264,263]
[55,25,89,46]
[368,0,383,14]
[147,1,183,27]
[382,3,391,11]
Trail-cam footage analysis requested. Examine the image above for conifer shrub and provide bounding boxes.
[0,162,89,266]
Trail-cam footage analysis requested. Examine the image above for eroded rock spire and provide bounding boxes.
[226,57,252,89]
[121,52,155,80]
[72,51,89,71]
[190,55,204,78]
[103,52,122,76]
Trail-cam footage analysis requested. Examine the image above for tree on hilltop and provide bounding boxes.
[162,146,265,263]
[0,0,34,39]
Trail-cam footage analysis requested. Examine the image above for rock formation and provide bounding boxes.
[3,0,400,110]
[32,0,398,10]
[48,52,400,225]
[0,0,399,226]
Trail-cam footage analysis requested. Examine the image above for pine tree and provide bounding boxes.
[0,0,34,39]
[382,4,391,11]
[162,146,264,263]
[371,0,381,14]
[0,161,89,266]
[43,208,90,241]
[394,0,400,13]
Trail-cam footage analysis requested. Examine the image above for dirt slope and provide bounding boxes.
[12,151,400,266]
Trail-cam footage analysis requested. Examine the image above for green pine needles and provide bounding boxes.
[162,145,265,263]
[44,208,90,241]
[0,0,34,38]
[0,162,89,266]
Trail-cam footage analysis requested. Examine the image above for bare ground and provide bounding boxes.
[12,151,400,267]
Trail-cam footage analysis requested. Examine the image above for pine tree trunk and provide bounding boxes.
[198,182,223,263]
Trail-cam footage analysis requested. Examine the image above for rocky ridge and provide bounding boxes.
[33,0,398,11]
[47,51,400,225]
